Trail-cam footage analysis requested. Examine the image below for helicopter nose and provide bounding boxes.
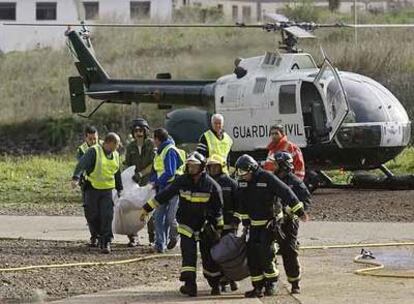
[336,73,411,148]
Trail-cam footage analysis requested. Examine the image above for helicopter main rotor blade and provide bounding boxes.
[345,23,414,28]
[2,22,263,28]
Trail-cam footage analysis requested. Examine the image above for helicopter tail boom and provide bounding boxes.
[66,29,216,112]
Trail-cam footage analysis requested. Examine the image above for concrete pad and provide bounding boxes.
[51,278,261,304]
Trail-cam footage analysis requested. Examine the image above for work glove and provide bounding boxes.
[266,218,285,242]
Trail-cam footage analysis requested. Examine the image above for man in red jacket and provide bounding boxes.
[263,125,305,180]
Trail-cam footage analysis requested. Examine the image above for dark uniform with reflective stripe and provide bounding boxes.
[279,172,311,285]
[143,172,224,287]
[235,168,304,289]
[211,173,239,234]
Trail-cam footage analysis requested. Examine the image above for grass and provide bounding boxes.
[326,147,414,183]
[0,155,82,215]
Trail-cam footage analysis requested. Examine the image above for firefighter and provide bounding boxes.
[271,151,311,294]
[72,132,123,254]
[234,154,307,298]
[124,118,155,247]
[206,154,239,292]
[263,124,305,180]
[197,113,233,174]
[141,152,224,297]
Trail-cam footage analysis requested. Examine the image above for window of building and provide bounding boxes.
[83,2,99,20]
[0,2,16,20]
[217,4,223,13]
[279,85,297,114]
[232,5,238,21]
[193,2,202,7]
[242,6,251,22]
[130,1,151,19]
[36,2,57,20]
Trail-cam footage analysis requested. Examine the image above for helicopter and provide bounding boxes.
[7,16,413,189]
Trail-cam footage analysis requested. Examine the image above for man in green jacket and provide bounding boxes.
[124,118,156,246]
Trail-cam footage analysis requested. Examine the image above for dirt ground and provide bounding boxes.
[0,189,413,303]
[0,240,180,303]
[2,188,413,223]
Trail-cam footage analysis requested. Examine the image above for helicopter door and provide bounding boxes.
[313,59,349,143]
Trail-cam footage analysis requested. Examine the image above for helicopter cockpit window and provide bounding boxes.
[279,85,297,114]
[291,55,317,70]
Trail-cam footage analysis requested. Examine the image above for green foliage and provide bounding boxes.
[283,0,321,22]
[42,117,76,147]
[0,155,81,213]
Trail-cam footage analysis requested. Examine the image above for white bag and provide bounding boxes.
[112,166,155,236]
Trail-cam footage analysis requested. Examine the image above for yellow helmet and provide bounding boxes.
[206,154,226,168]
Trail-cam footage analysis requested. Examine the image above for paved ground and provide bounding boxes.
[0,216,413,304]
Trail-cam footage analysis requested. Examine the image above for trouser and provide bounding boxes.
[180,234,222,287]
[278,218,301,283]
[153,195,179,251]
[84,189,114,244]
[147,216,155,243]
[247,226,279,288]
[81,189,96,239]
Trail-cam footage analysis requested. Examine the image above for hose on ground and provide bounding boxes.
[0,241,413,279]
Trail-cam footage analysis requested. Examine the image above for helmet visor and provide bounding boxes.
[236,168,249,177]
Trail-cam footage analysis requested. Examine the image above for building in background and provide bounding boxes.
[0,0,172,52]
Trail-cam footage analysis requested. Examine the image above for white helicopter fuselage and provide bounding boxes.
[215,52,320,151]
[214,51,411,158]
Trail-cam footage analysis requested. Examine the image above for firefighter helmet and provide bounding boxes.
[235,154,258,177]
[273,151,294,173]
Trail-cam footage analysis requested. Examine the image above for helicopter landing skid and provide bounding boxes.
[307,167,414,191]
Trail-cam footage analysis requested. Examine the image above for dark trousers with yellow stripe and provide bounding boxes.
[179,234,222,287]
[278,218,301,284]
[247,226,279,288]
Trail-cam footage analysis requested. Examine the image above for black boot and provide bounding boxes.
[167,237,178,250]
[179,281,197,297]
[101,242,111,254]
[244,287,264,298]
[211,284,221,296]
[127,235,138,247]
[291,281,300,294]
[230,281,238,291]
[89,236,98,247]
[221,283,228,292]
[264,281,277,296]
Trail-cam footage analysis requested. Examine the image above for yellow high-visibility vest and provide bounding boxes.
[204,130,233,173]
[153,143,186,183]
[78,139,103,155]
[87,145,120,190]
